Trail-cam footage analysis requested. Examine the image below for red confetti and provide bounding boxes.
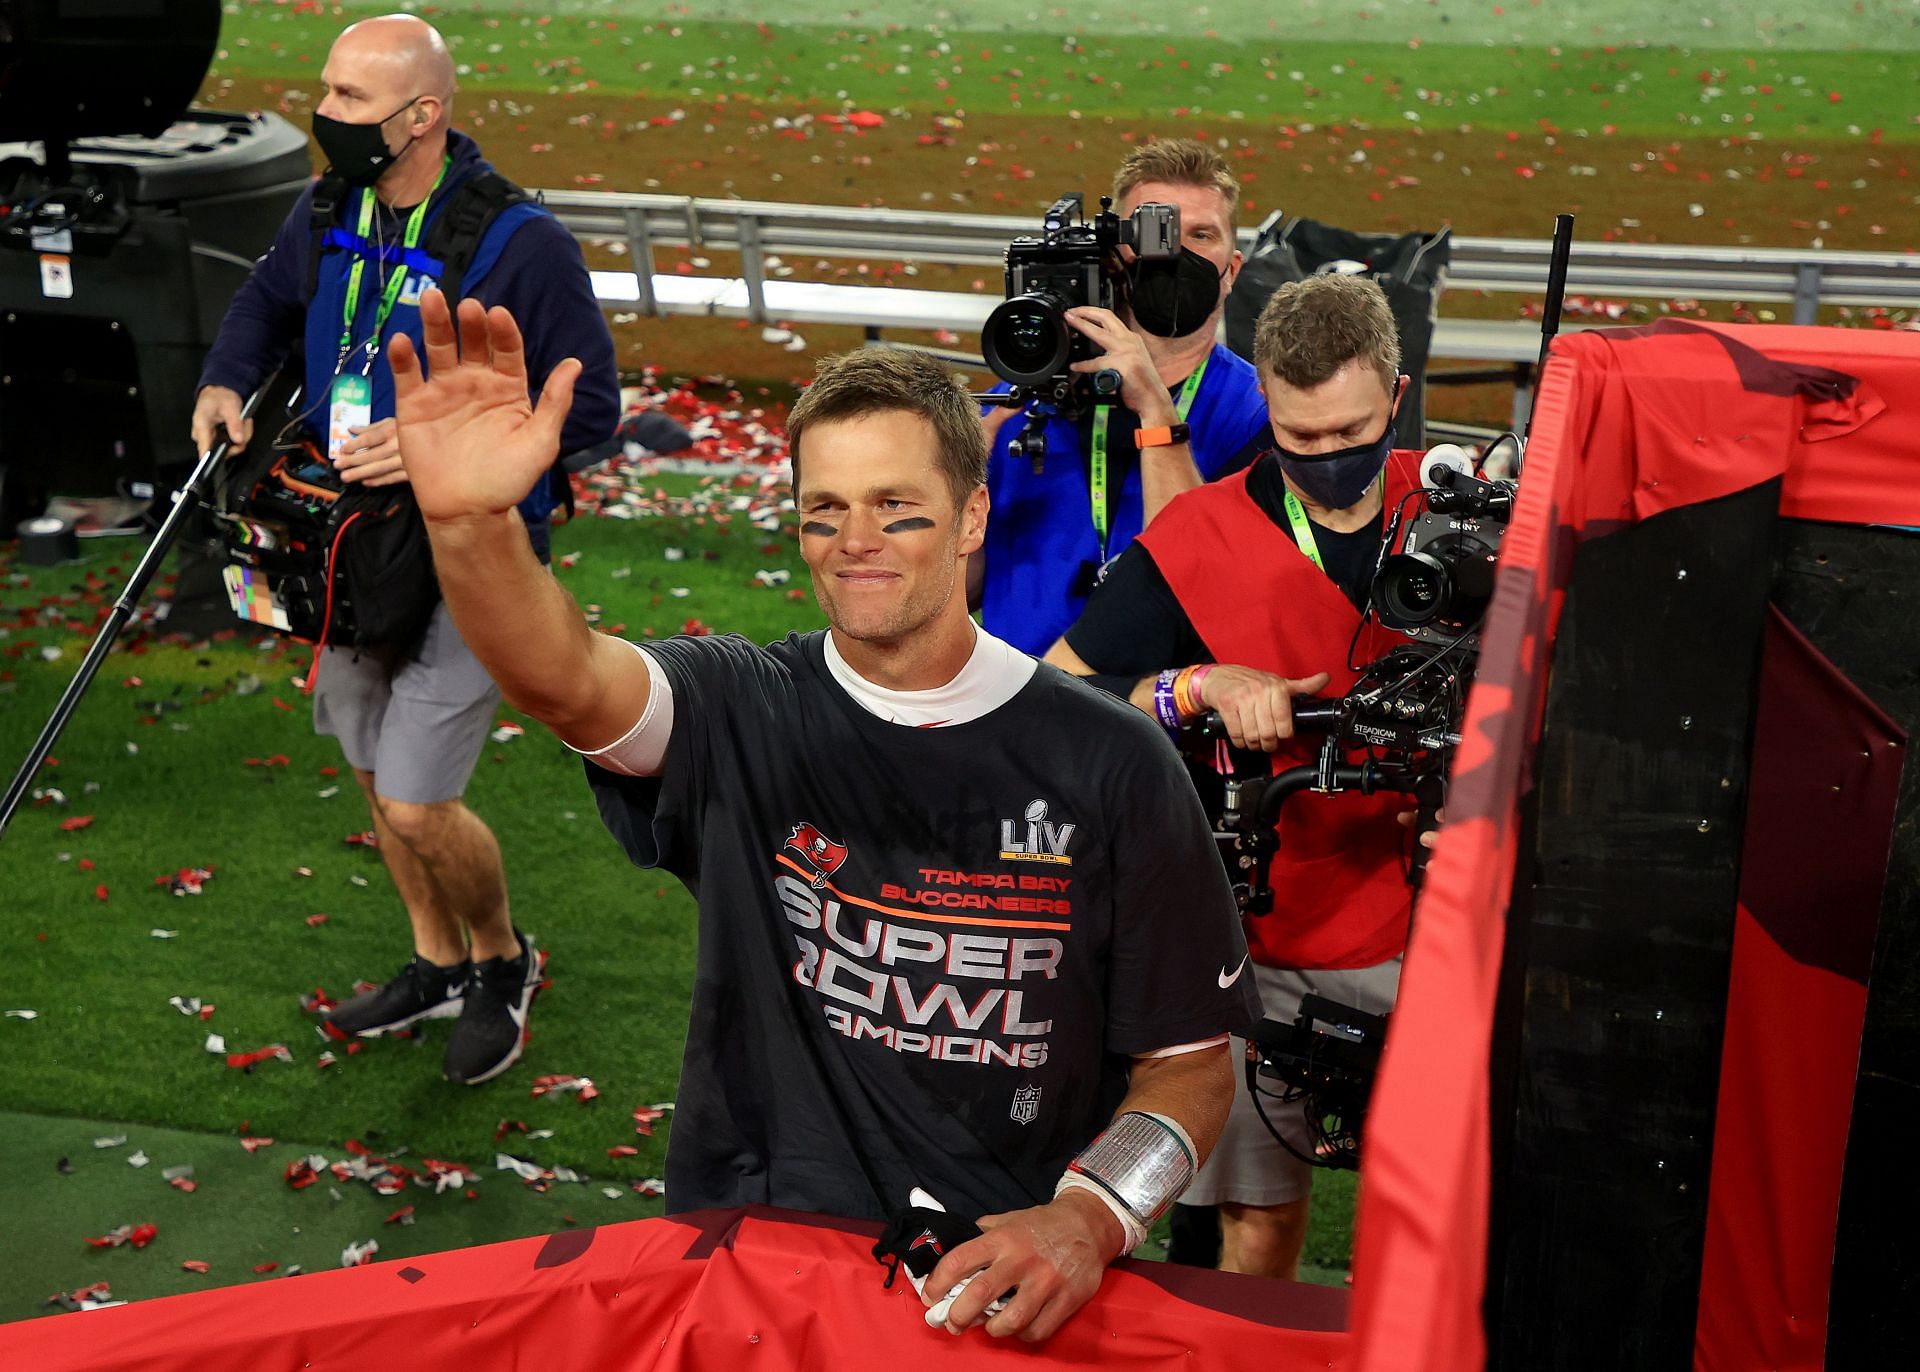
[169,1177,198,1194]
[284,1159,320,1191]
[253,1262,278,1274]
[633,1106,668,1136]
[129,1224,158,1249]
[59,815,94,831]
[181,1260,210,1274]
[607,1145,640,1158]
[226,1044,292,1071]
[94,884,109,902]
[385,1205,417,1225]
[239,1137,276,1153]
[304,913,329,927]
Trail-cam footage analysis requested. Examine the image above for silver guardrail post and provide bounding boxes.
[623,205,657,315]
[738,211,768,324]
[1793,262,1822,326]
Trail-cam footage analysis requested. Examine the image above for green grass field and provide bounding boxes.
[209,0,1912,142]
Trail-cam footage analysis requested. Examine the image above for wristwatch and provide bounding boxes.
[1134,421,1191,449]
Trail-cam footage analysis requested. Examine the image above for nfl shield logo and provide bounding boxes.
[1009,1084,1042,1125]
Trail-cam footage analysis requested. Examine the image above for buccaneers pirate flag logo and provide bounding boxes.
[784,821,849,889]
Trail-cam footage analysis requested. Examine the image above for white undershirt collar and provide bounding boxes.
[821,625,1036,727]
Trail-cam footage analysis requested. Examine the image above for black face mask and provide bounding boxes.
[1275,423,1395,511]
[312,98,420,187]
[1124,247,1227,339]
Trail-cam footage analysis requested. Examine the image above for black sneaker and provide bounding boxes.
[443,931,544,1086]
[326,955,469,1038]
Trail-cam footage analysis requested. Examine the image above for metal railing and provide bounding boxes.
[538,190,1920,347]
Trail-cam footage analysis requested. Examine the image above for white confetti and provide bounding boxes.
[150,929,179,940]
[94,1135,127,1149]
[127,1151,149,1169]
[204,1033,226,1054]
[3,1009,37,1020]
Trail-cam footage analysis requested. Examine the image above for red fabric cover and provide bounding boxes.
[1694,610,1905,1372]
[0,1207,1351,1372]
[1348,320,1920,1372]
[1138,451,1421,970]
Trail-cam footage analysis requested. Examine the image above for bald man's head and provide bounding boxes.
[339,14,456,100]
[318,14,456,134]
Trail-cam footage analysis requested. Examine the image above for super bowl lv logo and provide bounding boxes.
[785,821,849,889]
[999,799,1075,866]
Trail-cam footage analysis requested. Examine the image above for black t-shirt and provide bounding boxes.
[1066,452,1384,678]
[586,631,1260,1223]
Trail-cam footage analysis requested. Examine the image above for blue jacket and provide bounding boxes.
[199,130,619,525]
[981,343,1269,655]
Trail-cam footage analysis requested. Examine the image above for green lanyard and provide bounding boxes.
[1088,352,1210,563]
[1283,470,1386,574]
[337,158,450,361]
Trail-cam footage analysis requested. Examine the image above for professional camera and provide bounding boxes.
[979,192,1179,463]
[1182,442,1520,1170]
[1243,994,1388,1171]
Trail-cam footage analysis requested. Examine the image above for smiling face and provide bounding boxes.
[795,410,988,648]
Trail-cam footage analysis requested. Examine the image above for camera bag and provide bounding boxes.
[214,434,439,654]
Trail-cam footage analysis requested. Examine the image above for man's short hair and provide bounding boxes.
[785,350,988,510]
[1252,275,1401,397]
[1111,138,1239,228]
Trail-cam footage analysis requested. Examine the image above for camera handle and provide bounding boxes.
[0,378,276,840]
[1407,769,1447,886]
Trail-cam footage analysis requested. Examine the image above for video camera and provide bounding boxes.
[978,192,1179,467]
[1243,994,1388,1171]
[1184,440,1520,1169]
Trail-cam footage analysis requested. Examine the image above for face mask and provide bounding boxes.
[312,98,419,187]
[1275,424,1395,511]
[1124,247,1226,339]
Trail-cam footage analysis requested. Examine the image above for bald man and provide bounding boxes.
[194,14,618,1085]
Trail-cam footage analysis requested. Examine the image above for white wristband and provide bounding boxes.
[1055,1171,1149,1254]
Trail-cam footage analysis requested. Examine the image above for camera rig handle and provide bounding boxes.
[970,374,1123,475]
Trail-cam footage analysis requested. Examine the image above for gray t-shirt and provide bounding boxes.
[587,630,1260,1222]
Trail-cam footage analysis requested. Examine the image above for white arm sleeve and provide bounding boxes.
[564,641,675,777]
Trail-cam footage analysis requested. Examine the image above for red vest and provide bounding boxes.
[1137,452,1422,970]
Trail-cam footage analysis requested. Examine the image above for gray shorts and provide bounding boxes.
[310,601,501,804]
[1181,957,1402,1208]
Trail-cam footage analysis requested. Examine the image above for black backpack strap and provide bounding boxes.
[423,170,534,304]
[303,174,349,305]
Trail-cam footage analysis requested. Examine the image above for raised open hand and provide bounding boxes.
[389,289,582,523]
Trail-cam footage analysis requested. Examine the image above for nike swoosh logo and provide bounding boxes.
[1218,956,1249,990]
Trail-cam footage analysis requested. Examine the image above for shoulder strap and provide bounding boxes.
[303,174,349,304]
[424,169,536,304]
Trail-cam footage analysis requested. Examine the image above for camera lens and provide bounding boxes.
[1373,551,1451,629]
[983,292,1072,387]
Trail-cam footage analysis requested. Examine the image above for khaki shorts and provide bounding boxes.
[1180,957,1402,1208]
[311,601,501,804]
